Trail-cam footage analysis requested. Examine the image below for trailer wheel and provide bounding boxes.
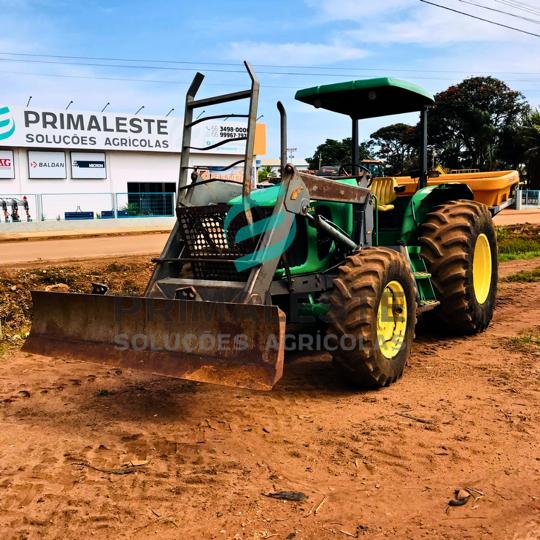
[418,199,497,334]
[327,247,417,388]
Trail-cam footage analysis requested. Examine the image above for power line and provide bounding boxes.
[457,0,540,24]
[1,56,540,81]
[419,0,540,37]
[505,0,540,7]
[0,51,244,67]
[0,69,266,88]
[492,0,540,17]
[1,70,539,114]
[2,68,540,87]
[0,57,248,74]
[0,50,539,76]
[489,0,540,17]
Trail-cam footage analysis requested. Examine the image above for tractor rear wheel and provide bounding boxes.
[326,247,417,388]
[418,199,497,334]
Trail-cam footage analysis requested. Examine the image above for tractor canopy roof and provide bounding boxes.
[295,77,435,119]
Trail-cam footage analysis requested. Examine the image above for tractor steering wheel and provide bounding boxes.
[338,163,372,177]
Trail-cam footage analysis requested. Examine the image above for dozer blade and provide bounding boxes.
[24,291,286,391]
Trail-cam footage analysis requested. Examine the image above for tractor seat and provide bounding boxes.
[370,177,399,212]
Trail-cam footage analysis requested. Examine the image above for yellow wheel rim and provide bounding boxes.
[377,280,407,359]
[473,233,492,305]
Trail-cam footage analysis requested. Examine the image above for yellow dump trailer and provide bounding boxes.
[397,170,519,208]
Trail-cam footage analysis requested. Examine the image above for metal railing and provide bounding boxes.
[521,189,540,207]
[40,192,114,221]
[0,192,176,221]
[448,168,480,174]
[115,192,175,218]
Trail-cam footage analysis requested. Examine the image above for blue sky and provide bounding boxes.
[1,0,540,159]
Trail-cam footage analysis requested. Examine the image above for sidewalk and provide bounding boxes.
[0,217,175,242]
[1,208,538,244]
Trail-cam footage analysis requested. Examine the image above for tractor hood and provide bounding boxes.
[228,184,282,207]
[227,177,360,207]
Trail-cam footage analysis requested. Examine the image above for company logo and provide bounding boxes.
[73,159,105,169]
[31,160,64,168]
[0,106,15,141]
[224,184,297,272]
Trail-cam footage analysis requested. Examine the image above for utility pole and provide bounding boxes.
[286,147,297,161]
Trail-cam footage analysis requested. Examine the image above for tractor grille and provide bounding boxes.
[177,204,259,280]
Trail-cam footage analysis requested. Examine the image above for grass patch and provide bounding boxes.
[502,267,540,283]
[498,246,540,262]
[497,225,540,262]
[501,329,540,354]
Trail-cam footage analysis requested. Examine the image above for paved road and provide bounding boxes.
[1,208,538,266]
[1,233,169,266]
[493,209,540,225]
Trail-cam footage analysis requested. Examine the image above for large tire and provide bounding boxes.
[418,199,497,334]
[326,247,417,388]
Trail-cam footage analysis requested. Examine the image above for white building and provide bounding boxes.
[0,104,265,221]
[256,157,309,173]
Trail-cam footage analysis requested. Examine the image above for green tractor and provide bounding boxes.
[25,64,508,391]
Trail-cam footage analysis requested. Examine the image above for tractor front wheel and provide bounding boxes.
[419,199,498,334]
[326,247,417,388]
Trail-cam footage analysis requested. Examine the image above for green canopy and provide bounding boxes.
[295,77,435,119]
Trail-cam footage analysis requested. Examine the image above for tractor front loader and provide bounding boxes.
[24,63,372,390]
[25,65,514,391]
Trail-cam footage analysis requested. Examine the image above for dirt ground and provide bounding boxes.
[0,256,539,539]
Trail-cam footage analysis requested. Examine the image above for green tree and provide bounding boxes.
[429,77,529,170]
[306,138,372,169]
[257,165,274,182]
[492,108,540,187]
[370,123,417,174]
[522,109,540,188]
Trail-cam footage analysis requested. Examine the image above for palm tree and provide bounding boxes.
[257,165,274,182]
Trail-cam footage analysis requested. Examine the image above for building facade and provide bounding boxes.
[0,105,265,221]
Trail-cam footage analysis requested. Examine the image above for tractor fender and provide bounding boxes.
[400,183,474,244]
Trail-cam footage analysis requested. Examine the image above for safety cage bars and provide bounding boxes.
[177,61,260,202]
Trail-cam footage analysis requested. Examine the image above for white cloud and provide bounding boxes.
[227,41,369,66]
[306,0,539,45]
[306,0,413,20]
[282,0,540,159]
[0,63,188,116]
[344,7,523,45]
[0,5,187,115]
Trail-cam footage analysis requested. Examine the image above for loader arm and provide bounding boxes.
[24,64,373,391]
[24,65,287,390]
